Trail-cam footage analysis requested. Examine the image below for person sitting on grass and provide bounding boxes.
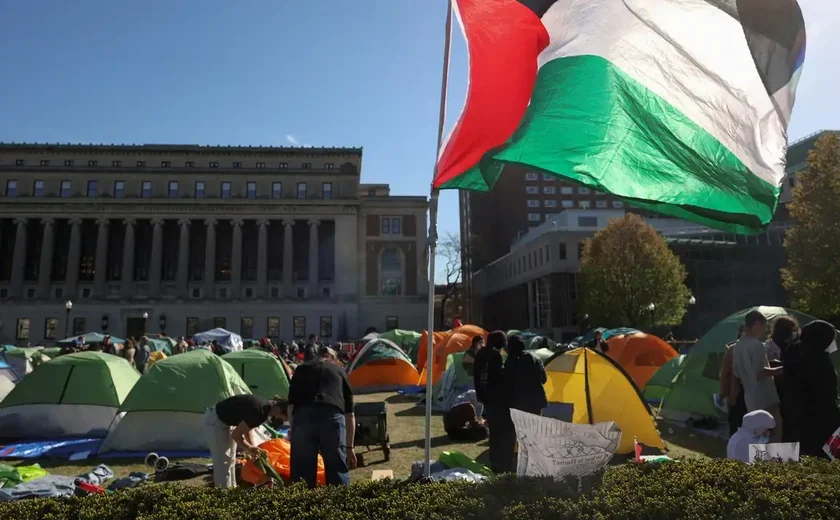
[726,409,775,463]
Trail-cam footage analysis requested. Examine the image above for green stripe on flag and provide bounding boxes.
[442,54,780,233]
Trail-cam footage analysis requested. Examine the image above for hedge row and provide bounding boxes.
[2,458,840,519]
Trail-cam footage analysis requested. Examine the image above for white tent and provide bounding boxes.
[0,358,19,403]
[192,328,243,352]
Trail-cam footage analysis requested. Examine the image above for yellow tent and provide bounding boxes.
[543,347,664,454]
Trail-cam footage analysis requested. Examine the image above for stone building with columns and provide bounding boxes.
[0,143,428,344]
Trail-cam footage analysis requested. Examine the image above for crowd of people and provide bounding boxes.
[723,311,840,461]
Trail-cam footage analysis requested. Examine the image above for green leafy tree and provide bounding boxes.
[579,213,690,329]
[782,133,840,321]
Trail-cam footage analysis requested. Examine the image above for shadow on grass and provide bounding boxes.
[385,394,422,405]
[390,435,452,450]
[661,424,727,458]
[394,405,444,418]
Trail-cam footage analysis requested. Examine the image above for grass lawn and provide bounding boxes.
[6,392,726,487]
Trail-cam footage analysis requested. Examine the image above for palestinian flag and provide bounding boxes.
[434,0,807,233]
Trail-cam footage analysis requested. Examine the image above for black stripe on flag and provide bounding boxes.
[705,0,806,96]
[517,0,559,18]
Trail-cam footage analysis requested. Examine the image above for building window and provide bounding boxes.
[246,182,257,199]
[60,180,72,197]
[320,316,333,338]
[561,186,573,195]
[297,182,307,199]
[40,160,50,167]
[381,248,403,296]
[112,160,122,167]
[578,243,585,259]
[168,181,179,198]
[578,200,591,209]
[267,317,280,338]
[256,162,265,169]
[185,161,195,168]
[527,200,539,208]
[87,180,98,197]
[210,161,219,168]
[136,160,146,167]
[5,180,17,197]
[392,217,401,234]
[525,172,538,181]
[195,181,205,199]
[64,160,74,167]
[15,159,25,167]
[558,243,567,260]
[526,186,539,194]
[578,187,590,194]
[33,180,44,197]
[279,162,288,169]
[612,201,624,209]
[186,317,200,336]
[16,319,30,341]
[325,163,334,170]
[141,181,152,198]
[596,200,608,208]
[542,173,554,181]
[322,287,331,297]
[233,162,242,168]
[561,200,574,208]
[158,161,169,168]
[213,317,226,329]
[543,186,556,195]
[73,317,86,336]
[293,317,306,338]
[296,287,305,298]
[386,316,399,330]
[221,182,231,199]
[545,200,557,208]
[44,318,58,340]
[789,176,796,188]
[88,160,98,167]
[578,216,598,227]
[302,162,311,170]
[381,217,390,234]
[527,213,541,222]
[322,182,333,200]
[240,317,254,338]
[272,182,282,199]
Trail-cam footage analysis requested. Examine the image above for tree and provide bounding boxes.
[437,232,462,329]
[579,214,690,329]
[782,133,840,321]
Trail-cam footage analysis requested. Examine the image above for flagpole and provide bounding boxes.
[425,0,453,478]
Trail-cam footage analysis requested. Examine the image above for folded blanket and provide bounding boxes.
[0,475,76,501]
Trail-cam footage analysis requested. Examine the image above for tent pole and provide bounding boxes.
[583,349,594,425]
[425,0,454,478]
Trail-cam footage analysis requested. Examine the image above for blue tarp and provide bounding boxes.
[0,438,101,459]
[192,328,243,352]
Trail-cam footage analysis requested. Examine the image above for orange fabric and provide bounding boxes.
[348,359,420,389]
[416,331,449,372]
[416,325,488,386]
[241,437,325,486]
[605,333,677,389]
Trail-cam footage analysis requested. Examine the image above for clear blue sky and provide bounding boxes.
[0,0,837,279]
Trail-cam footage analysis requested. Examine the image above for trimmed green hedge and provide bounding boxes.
[2,459,840,519]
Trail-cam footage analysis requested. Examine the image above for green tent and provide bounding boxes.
[661,306,818,420]
[58,332,125,346]
[147,336,175,355]
[379,329,423,363]
[40,347,61,359]
[222,349,290,399]
[1,347,51,375]
[643,354,687,405]
[571,328,639,346]
[100,349,251,452]
[0,351,140,439]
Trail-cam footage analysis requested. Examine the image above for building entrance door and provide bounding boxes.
[126,317,146,340]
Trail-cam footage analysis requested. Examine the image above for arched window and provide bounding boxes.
[380,248,403,296]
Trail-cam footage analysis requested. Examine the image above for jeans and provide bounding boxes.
[202,408,236,488]
[290,405,349,488]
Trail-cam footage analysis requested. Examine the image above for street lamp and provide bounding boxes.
[142,312,149,336]
[689,295,696,306]
[647,303,656,330]
[64,300,73,338]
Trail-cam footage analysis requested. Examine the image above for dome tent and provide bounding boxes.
[347,338,419,392]
[417,325,487,386]
[643,354,687,405]
[1,347,50,376]
[100,349,250,452]
[222,349,290,399]
[0,351,140,440]
[378,329,423,363]
[606,332,678,389]
[0,357,20,403]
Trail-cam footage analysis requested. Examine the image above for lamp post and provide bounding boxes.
[647,303,656,331]
[64,300,73,338]
[142,312,149,336]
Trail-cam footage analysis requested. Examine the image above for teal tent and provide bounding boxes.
[58,333,125,346]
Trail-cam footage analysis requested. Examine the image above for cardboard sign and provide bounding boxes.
[749,442,800,463]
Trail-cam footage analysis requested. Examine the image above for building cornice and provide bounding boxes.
[0,142,363,157]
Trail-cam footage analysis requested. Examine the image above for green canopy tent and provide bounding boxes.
[40,347,62,359]
[100,349,251,452]
[58,333,125,346]
[660,306,818,421]
[0,351,139,439]
[643,353,688,406]
[222,349,290,400]
[378,329,423,364]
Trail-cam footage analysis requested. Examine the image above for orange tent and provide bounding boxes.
[241,437,326,486]
[605,332,677,389]
[416,325,487,386]
[347,338,419,390]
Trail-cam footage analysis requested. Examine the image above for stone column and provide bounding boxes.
[120,219,136,298]
[177,219,190,298]
[65,219,82,299]
[148,219,164,298]
[308,219,320,298]
[9,218,28,298]
[93,218,109,298]
[283,220,294,297]
[231,219,243,299]
[204,219,217,299]
[257,219,269,298]
[37,218,55,299]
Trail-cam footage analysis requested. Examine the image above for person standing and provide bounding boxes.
[733,311,783,442]
[288,346,356,487]
[123,338,136,368]
[720,325,747,435]
[463,335,484,378]
[134,337,151,374]
[203,394,288,488]
[303,334,319,363]
[587,330,609,354]
[473,330,512,473]
[504,336,548,416]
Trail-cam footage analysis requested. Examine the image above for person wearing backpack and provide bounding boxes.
[134,336,151,374]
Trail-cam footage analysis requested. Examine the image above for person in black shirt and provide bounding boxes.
[288,346,356,487]
[473,330,513,473]
[302,334,319,363]
[505,335,548,415]
[202,393,288,488]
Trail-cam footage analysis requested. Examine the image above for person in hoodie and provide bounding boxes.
[473,330,512,473]
[727,410,776,463]
[782,320,840,457]
[504,335,548,416]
